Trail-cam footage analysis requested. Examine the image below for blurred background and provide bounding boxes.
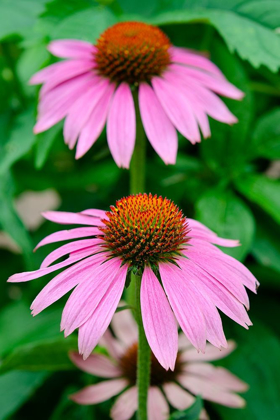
[0,0,280,419]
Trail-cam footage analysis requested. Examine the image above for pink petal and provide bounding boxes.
[70,379,128,405]
[148,387,169,420]
[170,62,244,100]
[152,76,200,144]
[107,83,136,168]
[178,374,246,408]
[35,227,101,250]
[111,386,138,420]
[30,253,106,315]
[40,238,101,268]
[75,83,115,158]
[183,363,248,392]
[139,83,177,164]
[99,329,125,360]
[188,219,240,247]
[159,263,206,351]
[181,340,236,362]
[78,263,128,359]
[81,209,108,218]
[141,267,178,370]
[47,39,95,59]
[163,382,195,410]
[69,351,122,378]
[61,258,123,336]
[42,211,104,226]
[170,46,225,78]
[178,333,192,350]
[63,77,110,148]
[111,306,138,347]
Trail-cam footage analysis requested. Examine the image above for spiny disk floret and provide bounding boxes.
[94,22,171,84]
[99,193,189,265]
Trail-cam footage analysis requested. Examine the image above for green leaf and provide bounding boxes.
[0,0,45,41]
[251,220,280,275]
[235,174,280,225]
[0,109,35,175]
[0,173,33,268]
[0,371,48,420]
[147,8,280,72]
[200,38,253,175]
[169,396,203,420]
[0,301,62,358]
[35,122,63,169]
[0,337,77,373]
[214,322,280,419]
[249,108,280,159]
[51,7,117,42]
[195,189,255,261]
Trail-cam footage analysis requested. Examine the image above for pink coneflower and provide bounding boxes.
[8,193,258,370]
[30,22,243,168]
[70,309,248,420]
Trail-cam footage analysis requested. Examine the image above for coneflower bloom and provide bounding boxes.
[30,22,243,168]
[70,309,248,420]
[8,193,258,369]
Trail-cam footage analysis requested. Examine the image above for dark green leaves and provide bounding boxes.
[250,108,280,159]
[169,397,203,420]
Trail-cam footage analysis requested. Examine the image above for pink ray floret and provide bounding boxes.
[8,193,258,370]
[30,22,244,168]
[69,309,249,420]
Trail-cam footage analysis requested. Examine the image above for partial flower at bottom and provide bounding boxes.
[8,193,259,369]
[30,21,243,168]
[69,309,248,420]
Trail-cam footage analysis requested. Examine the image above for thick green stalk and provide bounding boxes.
[135,272,151,420]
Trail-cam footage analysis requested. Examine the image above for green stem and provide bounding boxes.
[2,43,27,108]
[130,89,146,194]
[135,272,151,420]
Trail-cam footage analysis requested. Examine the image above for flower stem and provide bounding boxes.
[135,272,151,420]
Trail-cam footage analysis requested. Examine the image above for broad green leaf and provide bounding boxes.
[0,173,33,268]
[0,0,45,41]
[51,7,117,42]
[214,322,280,419]
[0,337,77,373]
[147,8,280,72]
[200,39,253,175]
[0,301,62,358]
[0,109,35,175]
[35,122,63,169]
[195,189,255,261]
[235,174,280,225]
[249,108,280,159]
[169,396,203,420]
[251,220,280,275]
[0,371,48,420]
[49,386,95,420]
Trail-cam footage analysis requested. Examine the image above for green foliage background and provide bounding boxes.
[0,0,280,419]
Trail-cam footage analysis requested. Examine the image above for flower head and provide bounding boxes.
[69,309,248,420]
[30,22,244,167]
[8,193,258,369]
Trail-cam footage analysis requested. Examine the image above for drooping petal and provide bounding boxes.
[139,82,177,164]
[99,329,125,360]
[178,374,246,408]
[47,39,95,59]
[141,266,178,370]
[42,211,104,226]
[188,219,240,247]
[163,382,195,410]
[81,209,108,218]
[69,352,122,378]
[75,83,115,158]
[29,60,93,85]
[159,263,206,351]
[70,379,128,405]
[111,306,138,347]
[78,264,128,359]
[61,258,123,336]
[152,76,200,144]
[107,83,136,168]
[30,253,106,315]
[178,333,192,350]
[181,340,236,362]
[34,227,101,250]
[63,77,110,148]
[111,386,138,420]
[148,387,169,420]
